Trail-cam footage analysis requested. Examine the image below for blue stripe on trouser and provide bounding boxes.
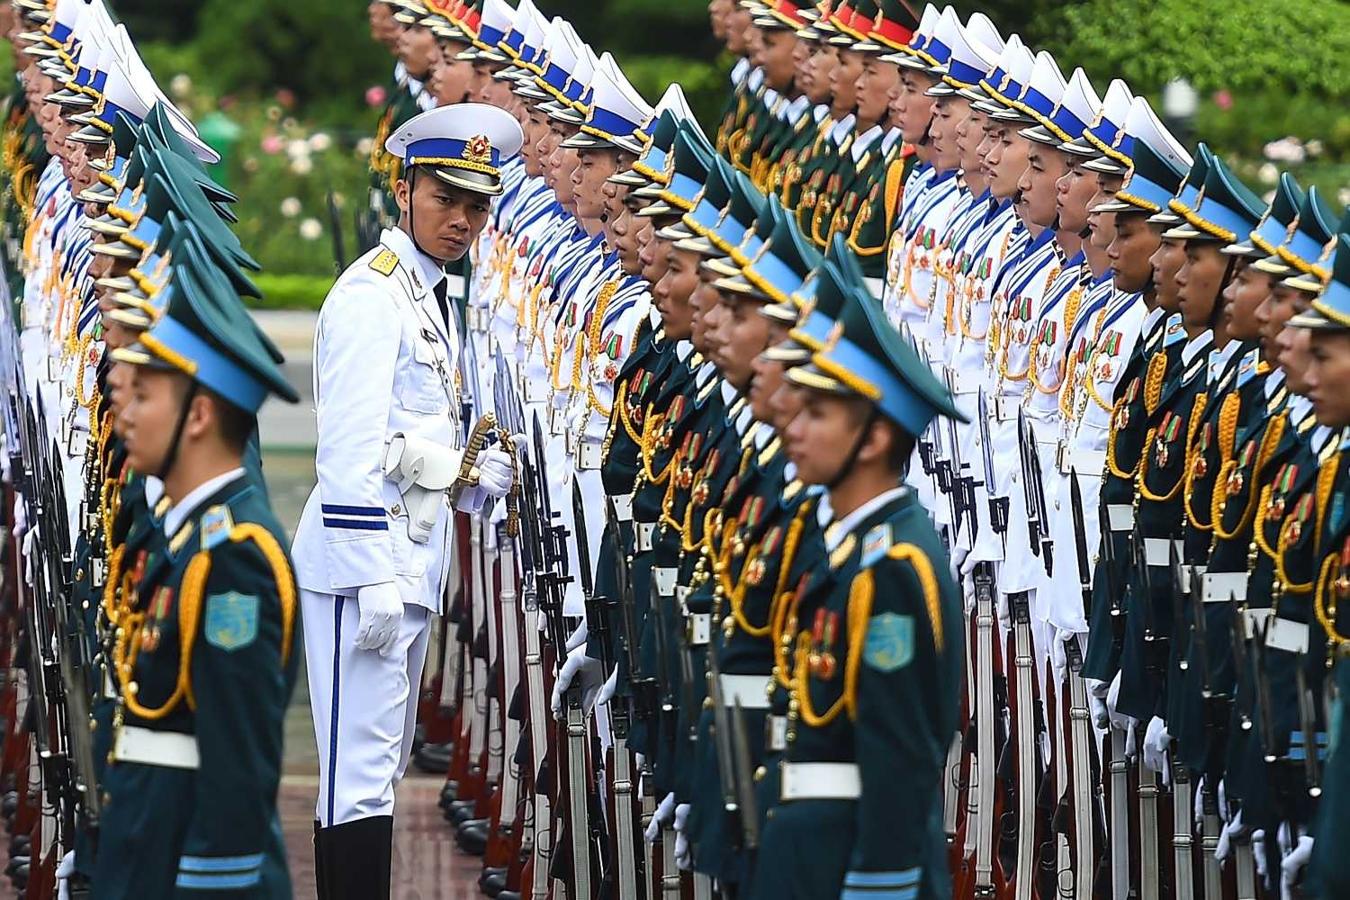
[327,596,343,827]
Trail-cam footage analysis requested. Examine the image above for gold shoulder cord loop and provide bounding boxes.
[1212,413,1286,542]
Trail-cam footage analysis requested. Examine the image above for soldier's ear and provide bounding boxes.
[394,176,412,218]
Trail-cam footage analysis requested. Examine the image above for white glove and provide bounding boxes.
[56,850,74,900]
[1050,629,1070,686]
[948,545,969,587]
[673,802,692,869]
[551,643,604,718]
[1106,671,1137,733]
[354,582,404,656]
[645,791,676,842]
[1253,828,1268,879]
[475,446,513,499]
[595,665,619,707]
[11,492,25,539]
[1216,807,1242,862]
[1142,716,1170,777]
[1282,833,1312,895]
[565,621,590,653]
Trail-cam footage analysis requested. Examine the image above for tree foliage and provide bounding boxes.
[1042,0,1350,99]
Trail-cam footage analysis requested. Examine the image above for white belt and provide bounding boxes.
[1264,616,1309,654]
[465,306,490,332]
[1144,538,1183,567]
[766,714,788,751]
[1070,448,1107,476]
[1202,571,1247,604]
[548,404,568,436]
[112,726,200,770]
[780,761,861,801]
[1107,504,1133,533]
[993,394,1020,423]
[611,494,634,523]
[636,522,655,553]
[525,378,550,404]
[654,567,677,597]
[577,440,603,471]
[719,674,770,709]
[687,611,710,646]
[950,369,984,396]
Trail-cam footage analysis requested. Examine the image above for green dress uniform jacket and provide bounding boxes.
[93,475,298,898]
[752,487,962,900]
[1084,314,1177,682]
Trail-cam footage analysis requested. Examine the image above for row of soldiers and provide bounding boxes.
[0,0,314,894]
[360,1,1350,899]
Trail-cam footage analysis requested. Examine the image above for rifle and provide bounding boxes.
[512,420,555,900]
[977,391,1007,537]
[1065,475,1102,900]
[552,452,593,900]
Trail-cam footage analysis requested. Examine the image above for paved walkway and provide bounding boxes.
[254,309,319,452]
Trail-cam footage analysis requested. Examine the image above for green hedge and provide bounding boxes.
[249,272,333,311]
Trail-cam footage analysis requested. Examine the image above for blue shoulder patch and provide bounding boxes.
[1235,349,1260,388]
[863,611,914,672]
[204,592,260,652]
[861,523,892,568]
[200,505,235,551]
[1163,315,1185,348]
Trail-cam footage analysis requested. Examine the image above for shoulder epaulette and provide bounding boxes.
[370,248,399,276]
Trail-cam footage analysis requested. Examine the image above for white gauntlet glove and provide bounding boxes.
[354,582,404,656]
[475,446,514,499]
[645,791,676,842]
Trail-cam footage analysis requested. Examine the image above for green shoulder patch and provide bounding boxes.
[204,592,260,652]
[370,248,399,276]
[863,611,914,672]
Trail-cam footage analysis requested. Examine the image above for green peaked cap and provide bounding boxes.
[791,261,967,434]
[116,262,298,412]
[1289,234,1350,332]
[1167,155,1263,243]
[1225,172,1304,259]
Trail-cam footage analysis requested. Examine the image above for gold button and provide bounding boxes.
[753,766,766,783]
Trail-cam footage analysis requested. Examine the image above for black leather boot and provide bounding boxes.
[319,816,394,900]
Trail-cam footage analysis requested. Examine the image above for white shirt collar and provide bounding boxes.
[753,424,774,449]
[720,379,738,405]
[830,114,856,146]
[164,468,247,539]
[1264,367,1287,398]
[825,485,908,551]
[1180,330,1213,366]
[675,340,693,361]
[379,226,446,297]
[851,124,884,161]
[1142,305,1167,338]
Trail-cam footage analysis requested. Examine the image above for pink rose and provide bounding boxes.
[1213,90,1233,111]
[366,85,388,107]
[261,134,285,155]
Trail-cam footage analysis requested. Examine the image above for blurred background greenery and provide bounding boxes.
[24,0,1350,304]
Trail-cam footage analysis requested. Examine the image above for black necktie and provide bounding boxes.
[434,278,451,333]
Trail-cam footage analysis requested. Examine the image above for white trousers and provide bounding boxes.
[301,589,433,827]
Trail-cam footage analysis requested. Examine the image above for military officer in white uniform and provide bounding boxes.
[291,103,524,898]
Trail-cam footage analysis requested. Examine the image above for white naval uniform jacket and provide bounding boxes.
[293,226,464,614]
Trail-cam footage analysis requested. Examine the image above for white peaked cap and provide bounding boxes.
[1060,68,1102,130]
[480,0,514,35]
[964,11,1003,53]
[653,82,694,122]
[1124,95,1192,170]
